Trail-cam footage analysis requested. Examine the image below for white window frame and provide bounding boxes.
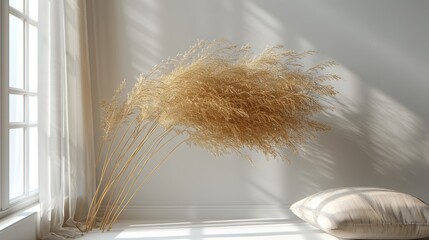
[0,0,39,218]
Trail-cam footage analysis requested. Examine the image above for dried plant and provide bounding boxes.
[85,40,339,232]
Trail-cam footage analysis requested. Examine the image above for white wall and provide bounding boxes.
[86,0,429,219]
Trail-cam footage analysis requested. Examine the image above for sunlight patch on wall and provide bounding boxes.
[243,1,282,46]
[123,0,162,69]
[325,66,366,136]
[367,88,429,175]
[220,0,234,12]
[332,66,363,112]
[245,2,282,32]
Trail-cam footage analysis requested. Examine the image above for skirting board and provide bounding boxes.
[101,205,294,220]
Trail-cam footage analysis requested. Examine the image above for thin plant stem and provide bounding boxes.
[101,127,172,228]
[106,140,186,230]
[95,140,105,167]
[86,136,107,226]
[101,127,176,229]
[86,128,118,231]
[99,117,138,188]
[103,133,182,229]
[89,121,161,227]
[86,117,138,230]
[95,130,144,228]
[101,120,152,191]
[97,120,151,219]
[100,125,174,227]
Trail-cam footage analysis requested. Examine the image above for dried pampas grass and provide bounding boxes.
[85,40,339,231]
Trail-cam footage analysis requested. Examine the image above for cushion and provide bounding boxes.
[290,187,429,239]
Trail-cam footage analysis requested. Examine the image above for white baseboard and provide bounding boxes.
[105,205,294,220]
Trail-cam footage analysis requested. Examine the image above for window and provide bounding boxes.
[1,0,38,215]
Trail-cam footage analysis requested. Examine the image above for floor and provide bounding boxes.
[79,218,339,240]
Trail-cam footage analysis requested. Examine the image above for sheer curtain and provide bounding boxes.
[38,0,95,238]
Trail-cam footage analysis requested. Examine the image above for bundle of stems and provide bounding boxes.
[85,40,339,231]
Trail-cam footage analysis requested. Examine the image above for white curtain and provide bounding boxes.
[38,0,95,238]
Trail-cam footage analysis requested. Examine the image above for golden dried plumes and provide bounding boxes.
[102,40,339,157]
[88,40,340,231]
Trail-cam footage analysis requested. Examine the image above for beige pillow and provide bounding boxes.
[290,187,429,239]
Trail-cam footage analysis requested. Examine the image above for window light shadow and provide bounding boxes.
[86,1,429,235]
[289,78,429,201]
[247,0,429,123]
[110,219,339,240]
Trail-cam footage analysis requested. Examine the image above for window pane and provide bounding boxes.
[10,94,24,123]
[29,96,38,123]
[9,0,24,12]
[10,128,24,200]
[29,127,38,192]
[29,25,38,92]
[9,15,24,89]
[29,0,39,21]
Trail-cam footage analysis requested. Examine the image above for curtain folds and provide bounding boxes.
[38,0,95,238]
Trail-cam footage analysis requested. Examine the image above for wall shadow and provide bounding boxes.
[87,0,429,211]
